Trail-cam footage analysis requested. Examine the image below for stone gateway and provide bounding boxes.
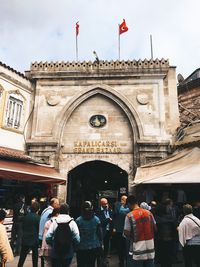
[26,59,179,207]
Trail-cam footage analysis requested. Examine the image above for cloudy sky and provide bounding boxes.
[0,0,199,78]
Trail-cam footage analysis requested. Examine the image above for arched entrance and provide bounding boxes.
[67,160,128,218]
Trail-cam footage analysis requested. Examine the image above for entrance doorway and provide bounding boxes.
[67,160,128,218]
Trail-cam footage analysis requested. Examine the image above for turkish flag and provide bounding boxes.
[76,22,79,36]
[119,19,128,34]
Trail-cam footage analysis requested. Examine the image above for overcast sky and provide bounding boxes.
[0,0,199,78]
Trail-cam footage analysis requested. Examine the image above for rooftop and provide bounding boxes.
[30,58,170,72]
[0,146,31,162]
[0,61,28,80]
[178,68,200,93]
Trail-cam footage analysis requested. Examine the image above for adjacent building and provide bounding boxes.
[0,62,64,208]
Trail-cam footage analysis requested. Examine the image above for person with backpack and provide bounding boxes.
[39,198,60,267]
[76,201,103,267]
[46,203,80,267]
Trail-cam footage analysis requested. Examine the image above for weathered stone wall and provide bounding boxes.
[26,59,180,197]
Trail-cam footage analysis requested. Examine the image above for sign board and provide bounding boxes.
[98,190,118,199]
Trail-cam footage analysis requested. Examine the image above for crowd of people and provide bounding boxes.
[0,194,200,267]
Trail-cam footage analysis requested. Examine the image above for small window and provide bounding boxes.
[0,85,3,100]
[5,95,24,130]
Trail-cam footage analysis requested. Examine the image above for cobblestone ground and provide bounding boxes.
[7,253,183,267]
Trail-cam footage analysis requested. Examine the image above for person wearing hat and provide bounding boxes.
[140,202,151,211]
[76,201,102,267]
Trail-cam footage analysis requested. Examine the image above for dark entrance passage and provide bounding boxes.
[67,160,128,218]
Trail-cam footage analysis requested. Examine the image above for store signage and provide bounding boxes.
[73,140,122,153]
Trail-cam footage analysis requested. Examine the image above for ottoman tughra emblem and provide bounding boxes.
[89,115,107,128]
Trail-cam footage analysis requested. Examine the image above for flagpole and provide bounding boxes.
[76,34,78,61]
[150,34,153,59]
[118,24,120,60]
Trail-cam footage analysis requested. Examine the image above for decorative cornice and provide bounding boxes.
[30,59,170,73]
[0,72,33,92]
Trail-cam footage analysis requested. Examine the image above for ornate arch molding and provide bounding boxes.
[7,89,26,100]
[53,84,144,143]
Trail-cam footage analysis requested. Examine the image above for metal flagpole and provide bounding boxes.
[150,34,153,59]
[75,22,79,61]
[76,33,78,61]
[118,24,120,60]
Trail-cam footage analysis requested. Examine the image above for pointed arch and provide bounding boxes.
[53,84,143,143]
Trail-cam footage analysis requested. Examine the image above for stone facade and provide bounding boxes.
[26,59,180,198]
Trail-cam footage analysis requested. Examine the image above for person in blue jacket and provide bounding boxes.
[76,201,103,267]
[113,195,130,267]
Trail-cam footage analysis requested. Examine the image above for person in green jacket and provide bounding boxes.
[17,201,40,267]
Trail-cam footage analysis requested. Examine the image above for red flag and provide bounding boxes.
[119,19,128,35]
[76,22,79,36]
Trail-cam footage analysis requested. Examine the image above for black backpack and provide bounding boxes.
[54,219,73,257]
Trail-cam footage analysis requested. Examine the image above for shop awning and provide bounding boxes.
[0,159,66,184]
[134,147,200,185]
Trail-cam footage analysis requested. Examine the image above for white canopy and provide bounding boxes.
[134,147,200,184]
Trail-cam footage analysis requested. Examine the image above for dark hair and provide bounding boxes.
[183,204,193,215]
[81,201,94,220]
[82,201,93,211]
[164,198,172,206]
[48,207,60,218]
[0,209,6,221]
[30,201,40,213]
[60,203,69,215]
[126,195,138,205]
[155,204,166,216]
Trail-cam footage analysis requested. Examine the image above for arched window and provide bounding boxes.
[5,91,25,130]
